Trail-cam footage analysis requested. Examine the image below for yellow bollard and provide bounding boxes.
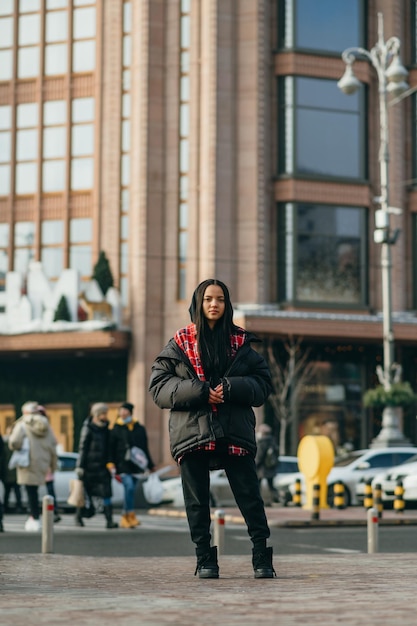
[297,435,334,510]
[333,481,345,509]
[364,479,373,510]
[393,479,405,514]
[292,478,302,507]
[311,483,320,520]
[373,483,383,519]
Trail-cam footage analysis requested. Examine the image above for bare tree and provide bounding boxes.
[266,337,317,455]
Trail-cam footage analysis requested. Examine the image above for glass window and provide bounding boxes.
[71,124,94,156]
[0,1,13,16]
[71,157,93,189]
[123,2,131,33]
[0,105,12,130]
[42,220,64,244]
[0,223,8,247]
[72,40,95,72]
[45,10,68,42]
[122,93,131,117]
[19,0,41,12]
[45,43,68,75]
[73,7,96,39]
[123,35,131,66]
[279,0,363,53]
[121,215,128,239]
[70,244,92,276]
[43,127,66,158]
[72,98,94,122]
[120,276,128,307]
[121,120,130,151]
[46,0,68,8]
[74,0,95,5]
[0,164,10,195]
[42,160,65,192]
[16,162,37,194]
[279,76,365,179]
[18,46,40,78]
[14,248,34,274]
[17,103,38,128]
[121,154,130,186]
[18,14,40,45]
[44,100,66,125]
[16,129,38,160]
[0,17,13,48]
[121,189,129,211]
[0,49,13,80]
[15,221,35,247]
[120,242,128,274]
[0,132,11,163]
[41,247,64,278]
[278,203,367,305]
[70,217,92,243]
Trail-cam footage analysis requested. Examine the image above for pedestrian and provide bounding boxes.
[0,430,6,531]
[75,402,118,529]
[255,423,280,505]
[149,278,275,579]
[3,426,25,514]
[37,405,61,523]
[108,402,155,529]
[8,401,57,532]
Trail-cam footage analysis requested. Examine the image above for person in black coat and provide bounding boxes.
[75,403,118,529]
[108,402,155,529]
[149,278,275,579]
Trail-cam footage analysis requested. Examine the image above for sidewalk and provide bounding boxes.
[149,503,417,527]
[1,552,417,625]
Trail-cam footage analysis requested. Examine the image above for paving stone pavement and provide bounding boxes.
[1,552,417,626]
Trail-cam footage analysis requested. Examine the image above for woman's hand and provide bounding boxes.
[208,384,224,404]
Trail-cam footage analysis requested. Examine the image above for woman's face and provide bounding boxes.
[202,284,225,328]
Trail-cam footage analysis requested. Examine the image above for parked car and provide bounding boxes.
[7,451,173,511]
[277,447,417,507]
[357,453,417,505]
[161,456,299,507]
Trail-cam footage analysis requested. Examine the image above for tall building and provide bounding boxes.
[1,0,417,459]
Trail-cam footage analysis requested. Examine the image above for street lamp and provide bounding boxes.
[338,12,410,446]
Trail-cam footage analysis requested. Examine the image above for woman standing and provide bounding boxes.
[75,403,118,529]
[149,279,275,579]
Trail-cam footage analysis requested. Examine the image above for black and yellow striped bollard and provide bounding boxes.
[292,478,302,507]
[333,481,346,509]
[373,482,383,519]
[364,478,373,510]
[311,483,320,520]
[393,479,405,514]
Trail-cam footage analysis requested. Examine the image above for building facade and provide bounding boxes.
[1,0,417,459]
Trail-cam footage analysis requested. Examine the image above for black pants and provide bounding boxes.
[180,449,270,555]
[25,485,40,519]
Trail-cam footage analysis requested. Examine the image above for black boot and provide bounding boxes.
[194,546,219,579]
[104,505,118,529]
[252,546,276,579]
[75,508,84,527]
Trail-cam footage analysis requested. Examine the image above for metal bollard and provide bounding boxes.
[42,495,54,554]
[363,478,373,510]
[367,506,379,553]
[293,478,302,507]
[333,481,345,509]
[311,483,320,520]
[213,509,225,556]
[393,479,405,514]
[373,483,383,519]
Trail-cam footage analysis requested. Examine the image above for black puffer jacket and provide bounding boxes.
[149,333,272,461]
[77,418,112,499]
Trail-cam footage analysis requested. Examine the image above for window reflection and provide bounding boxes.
[279,203,366,305]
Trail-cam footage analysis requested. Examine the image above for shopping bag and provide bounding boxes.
[8,436,30,469]
[67,478,85,507]
[143,473,164,504]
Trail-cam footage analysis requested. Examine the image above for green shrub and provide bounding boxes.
[363,382,417,408]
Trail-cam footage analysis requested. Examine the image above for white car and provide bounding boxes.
[359,453,417,504]
[161,456,299,508]
[278,447,417,507]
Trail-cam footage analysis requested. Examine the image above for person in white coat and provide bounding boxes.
[8,401,57,531]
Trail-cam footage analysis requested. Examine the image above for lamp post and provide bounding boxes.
[338,12,410,446]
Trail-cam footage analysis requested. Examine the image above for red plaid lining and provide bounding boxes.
[174,324,249,462]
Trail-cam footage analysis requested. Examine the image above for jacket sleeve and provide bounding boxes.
[77,423,90,470]
[223,349,273,407]
[149,356,209,410]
